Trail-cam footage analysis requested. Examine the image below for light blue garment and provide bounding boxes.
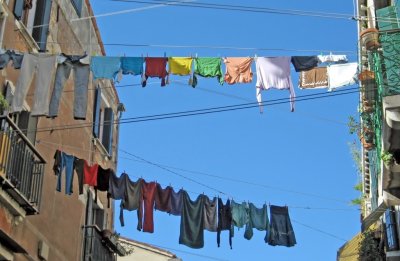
[121,57,144,75]
[90,56,121,80]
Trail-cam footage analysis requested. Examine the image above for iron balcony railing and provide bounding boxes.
[0,115,45,215]
[83,225,115,261]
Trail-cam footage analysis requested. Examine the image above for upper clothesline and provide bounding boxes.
[0,49,358,119]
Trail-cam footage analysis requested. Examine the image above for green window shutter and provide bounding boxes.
[102,108,114,156]
[93,87,101,138]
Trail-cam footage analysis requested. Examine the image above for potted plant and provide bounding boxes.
[348,116,375,150]
[362,99,374,113]
[360,28,380,51]
[358,70,375,83]
[381,150,400,172]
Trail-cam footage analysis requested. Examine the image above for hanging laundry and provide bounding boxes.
[108,172,130,200]
[48,53,90,120]
[142,57,168,87]
[154,183,172,213]
[74,158,99,192]
[120,178,143,227]
[179,191,206,249]
[169,188,184,216]
[317,54,348,64]
[290,56,319,72]
[0,50,24,70]
[192,57,224,87]
[255,56,295,113]
[53,150,75,195]
[217,198,232,249]
[95,166,112,206]
[267,205,296,247]
[11,53,57,116]
[327,62,358,91]
[168,57,193,85]
[230,200,249,237]
[298,67,328,89]
[203,196,218,232]
[90,56,121,81]
[138,181,157,233]
[121,57,144,75]
[223,57,253,84]
[244,203,269,240]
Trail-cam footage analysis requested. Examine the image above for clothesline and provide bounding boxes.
[2,49,358,120]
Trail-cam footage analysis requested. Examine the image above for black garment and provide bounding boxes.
[290,56,319,72]
[53,150,62,176]
[73,157,85,195]
[154,183,172,212]
[267,205,296,247]
[61,53,87,63]
[95,166,112,206]
[217,198,232,249]
[179,191,206,249]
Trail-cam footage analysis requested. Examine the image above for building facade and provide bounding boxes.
[0,0,124,260]
[339,0,400,260]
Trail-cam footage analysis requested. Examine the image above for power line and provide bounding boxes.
[118,150,355,204]
[112,0,355,20]
[292,219,347,242]
[17,87,359,134]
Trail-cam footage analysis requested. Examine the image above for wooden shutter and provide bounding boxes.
[32,0,52,51]
[93,87,101,138]
[102,108,113,156]
[13,0,24,20]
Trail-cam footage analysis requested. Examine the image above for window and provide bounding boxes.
[93,87,114,157]
[385,208,399,251]
[13,0,52,51]
[70,0,82,17]
[3,82,37,144]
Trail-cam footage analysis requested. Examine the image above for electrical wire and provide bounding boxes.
[10,86,360,134]
[292,219,348,242]
[112,0,355,20]
[118,150,356,204]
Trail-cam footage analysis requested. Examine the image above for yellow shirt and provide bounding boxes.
[168,57,193,75]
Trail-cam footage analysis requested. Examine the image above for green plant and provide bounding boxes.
[359,230,384,261]
[381,151,394,166]
[0,93,8,112]
[348,116,360,135]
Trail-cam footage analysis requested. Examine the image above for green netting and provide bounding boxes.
[372,52,383,172]
[378,31,400,96]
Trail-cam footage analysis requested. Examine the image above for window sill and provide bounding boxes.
[93,138,111,160]
[13,17,39,52]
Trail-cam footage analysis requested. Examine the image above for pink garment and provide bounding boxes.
[255,57,295,113]
[223,57,253,84]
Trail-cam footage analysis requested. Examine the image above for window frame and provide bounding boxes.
[70,0,82,17]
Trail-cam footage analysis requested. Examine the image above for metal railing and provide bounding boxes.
[83,226,115,261]
[0,116,45,214]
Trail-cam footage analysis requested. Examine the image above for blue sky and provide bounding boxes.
[92,1,360,260]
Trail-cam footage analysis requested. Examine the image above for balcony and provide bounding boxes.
[0,116,45,216]
[83,226,126,261]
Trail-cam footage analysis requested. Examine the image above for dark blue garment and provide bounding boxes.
[290,56,319,72]
[55,151,75,195]
[267,205,296,247]
[0,50,24,69]
[121,57,144,75]
[217,198,232,248]
[169,188,184,216]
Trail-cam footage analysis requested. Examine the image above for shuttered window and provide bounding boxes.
[102,108,114,157]
[385,208,399,251]
[93,87,101,138]
[31,0,52,51]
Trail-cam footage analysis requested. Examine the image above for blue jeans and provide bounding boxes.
[56,152,75,195]
[48,60,90,119]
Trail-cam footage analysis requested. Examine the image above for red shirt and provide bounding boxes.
[83,160,99,187]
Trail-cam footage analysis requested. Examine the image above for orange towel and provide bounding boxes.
[223,57,253,84]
